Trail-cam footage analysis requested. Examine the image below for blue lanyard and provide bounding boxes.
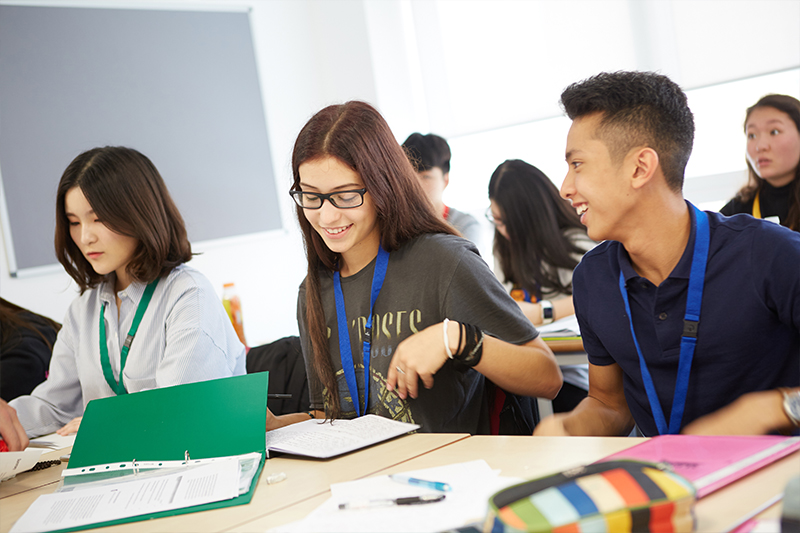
[333,245,390,417]
[618,204,709,435]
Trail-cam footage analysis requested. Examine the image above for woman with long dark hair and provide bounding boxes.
[268,102,562,434]
[0,298,60,402]
[488,159,595,412]
[721,94,800,231]
[9,146,246,438]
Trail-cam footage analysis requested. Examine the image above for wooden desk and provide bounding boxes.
[3,436,797,533]
[0,433,467,533]
[0,447,72,501]
[249,436,643,531]
[255,436,800,533]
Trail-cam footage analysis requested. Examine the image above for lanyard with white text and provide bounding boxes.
[333,245,389,417]
[618,204,709,435]
[99,279,159,396]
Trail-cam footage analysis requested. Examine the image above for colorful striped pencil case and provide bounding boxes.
[483,460,696,532]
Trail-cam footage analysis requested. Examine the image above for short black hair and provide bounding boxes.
[560,71,694,192]
[402,132,451,174]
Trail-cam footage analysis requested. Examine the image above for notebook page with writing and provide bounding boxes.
[267,415,420,459]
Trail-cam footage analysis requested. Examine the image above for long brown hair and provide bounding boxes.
[291,101,456,419]
[734,94,800,231]
[55,147,193,292]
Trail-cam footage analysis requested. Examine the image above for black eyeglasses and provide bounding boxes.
[485,207,505,226]
[290,188,367,209]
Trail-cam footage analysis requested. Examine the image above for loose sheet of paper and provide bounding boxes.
[267,415,420,458]
[28,433,77,450]
[10,457,240,533]
[0,448,43,482]
[268,460,522,533]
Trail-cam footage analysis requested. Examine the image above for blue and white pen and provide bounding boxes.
[389,474,452,492]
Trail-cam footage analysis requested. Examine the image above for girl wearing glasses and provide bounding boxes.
[9,146,246,438]
[270,101,562,434]
[487,160,595,412]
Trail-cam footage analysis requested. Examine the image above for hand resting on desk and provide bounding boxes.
[267,408,325,431]
[56,416,82,436]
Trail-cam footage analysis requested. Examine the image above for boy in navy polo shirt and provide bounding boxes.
[534,71,800,437]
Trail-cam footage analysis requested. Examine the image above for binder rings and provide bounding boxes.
[59,372,269,531]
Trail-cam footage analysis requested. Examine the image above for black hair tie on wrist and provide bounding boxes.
[453,322,484,368]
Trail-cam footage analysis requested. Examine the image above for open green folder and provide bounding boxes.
[58,372,268,532]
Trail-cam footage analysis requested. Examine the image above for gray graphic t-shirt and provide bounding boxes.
[298,233,538,434]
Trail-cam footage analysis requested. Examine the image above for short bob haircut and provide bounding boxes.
[560,71,695,193]
[291,101,455,419]
[489,159,587,299]
[735,94,800,231]
[401,132,452,174]
[55,146,192,292]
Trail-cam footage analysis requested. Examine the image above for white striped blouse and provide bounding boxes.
[10,264,246,437]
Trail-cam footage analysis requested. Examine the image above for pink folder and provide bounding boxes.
[602,435,800,498]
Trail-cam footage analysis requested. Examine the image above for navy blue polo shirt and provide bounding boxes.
[573,205,800,436]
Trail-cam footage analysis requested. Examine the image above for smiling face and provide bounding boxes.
[561,113,634,243]
[745,106,800,188]
[65,186,139,291]
[298,156,381,276]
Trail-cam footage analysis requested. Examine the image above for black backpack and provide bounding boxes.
[246,336,310,416]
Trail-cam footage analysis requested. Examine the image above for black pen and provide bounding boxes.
[338,494,445,510]
[267,393,292,399]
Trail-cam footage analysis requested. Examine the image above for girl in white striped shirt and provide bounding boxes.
[9,147,246,438]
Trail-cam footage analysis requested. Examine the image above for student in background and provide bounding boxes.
[268,101,562,433]
[0,298,60,402]
[10,146,246,438]
[721,94,800,232]
[534,71,800,437]
[402,133,482,246]
[487,160,594,412]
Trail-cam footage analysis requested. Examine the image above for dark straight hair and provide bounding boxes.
[0,298,61,352]
[291,101,456,419]
[489,160,586,298]
[55,146,192,292]
[735,94,800,231]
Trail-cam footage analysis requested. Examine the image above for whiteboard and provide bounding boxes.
[0,5,280,275]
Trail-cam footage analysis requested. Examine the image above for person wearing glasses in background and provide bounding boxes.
[487,160,596,413]
[266,101,562,434]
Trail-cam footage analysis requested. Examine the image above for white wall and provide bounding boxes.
[0,0,383,346]
[1,0,799,346]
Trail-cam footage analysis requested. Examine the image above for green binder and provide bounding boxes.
[59,372,268,531]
